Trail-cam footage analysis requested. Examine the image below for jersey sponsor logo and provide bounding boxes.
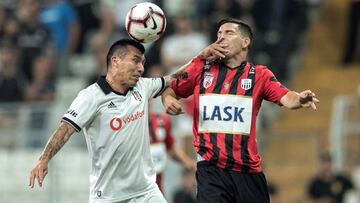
[110,117,123,131]
[241,79,252,90]
[66,109,78,117]
[203,72,214,89]
[109,111,145,131]
[199,94,252,134]
[132,90,142,101]
[202,105,245,122]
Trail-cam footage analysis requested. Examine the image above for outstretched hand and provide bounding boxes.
[199,38,229,61]
[29,159,49,188]
[299,90,319,110]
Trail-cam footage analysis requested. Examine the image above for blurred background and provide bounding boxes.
[0,0,359,202]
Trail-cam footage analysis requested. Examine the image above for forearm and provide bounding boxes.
[161,87,177,102]
[39,121,75,162]
[163,60,191,86]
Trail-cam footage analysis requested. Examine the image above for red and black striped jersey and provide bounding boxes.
[171,57,288,173]
[149,113,175,148]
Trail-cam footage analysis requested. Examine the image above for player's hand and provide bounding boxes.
[199,38,229,61]
[29,159,49,188]
[299,90,319,110]
[163,95,183,115]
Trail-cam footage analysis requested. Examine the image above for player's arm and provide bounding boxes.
[29,121,76,188]
[161,87,183,115]
[280,90,319,110]
[168,148,196,171]
[163,60,192,87]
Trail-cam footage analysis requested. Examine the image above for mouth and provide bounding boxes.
[133,75,140,82]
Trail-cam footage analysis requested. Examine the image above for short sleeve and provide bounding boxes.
[140,77,165,98]
[62,90,97,132]
[262,68,289,105]
[171,57,203,98]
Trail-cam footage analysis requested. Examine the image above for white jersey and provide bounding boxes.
[62,76,165,203]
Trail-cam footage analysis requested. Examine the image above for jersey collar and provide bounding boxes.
[218,60,247,70]
[96,76,133,96]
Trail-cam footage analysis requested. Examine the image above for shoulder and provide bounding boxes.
[137,77,162,87]
[188,56,208,72]
[78,83,103,100]
[252,64,276,79]
[253,64,270,73]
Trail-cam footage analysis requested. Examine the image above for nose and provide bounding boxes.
[218,33,225,41]
[138,64,144,74]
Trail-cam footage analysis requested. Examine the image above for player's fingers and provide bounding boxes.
[29,171,35,188]
[168,105,182,115]
[313,97,320,103]
[210,49,226,58]
[310,102,317,110]
[212,45,229,54]
[37,169,44,187]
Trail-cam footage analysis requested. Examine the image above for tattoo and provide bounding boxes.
[39,122,75,162]
[164,60,192,87]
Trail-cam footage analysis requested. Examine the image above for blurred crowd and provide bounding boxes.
[0,0,318,104]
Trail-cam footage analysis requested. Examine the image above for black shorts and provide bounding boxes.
[196,161,270,203]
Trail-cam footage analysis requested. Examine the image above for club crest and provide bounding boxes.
[203,72,214,89]
[241,79,252,90]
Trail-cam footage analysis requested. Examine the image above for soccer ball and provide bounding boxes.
[125,2,166,43]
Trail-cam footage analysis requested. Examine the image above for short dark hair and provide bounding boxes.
[217,18,253,42]
[106,39,145,68]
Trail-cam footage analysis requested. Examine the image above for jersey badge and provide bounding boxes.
[132,90,142,101]
[241,79,252,90]
[203,72,214,89]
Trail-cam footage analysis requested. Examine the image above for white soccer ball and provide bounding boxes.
[125,2,166,43]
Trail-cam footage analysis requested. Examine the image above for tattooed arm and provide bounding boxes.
[29,121,76,188]
[163,60,192,87]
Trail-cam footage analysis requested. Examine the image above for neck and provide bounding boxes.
[105,74,128,94]
[224,51,247,68]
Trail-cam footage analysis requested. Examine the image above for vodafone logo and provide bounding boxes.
[109,111,145,131]
[110,118,123,131]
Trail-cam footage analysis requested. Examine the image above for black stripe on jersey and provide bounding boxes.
[229,63,245,94]
[224,134,235,170]
[198,133,207,157]
[213,66,228,93]
[153,77,165,98]
[241,135,250,172]
[61,117,81,132]
[209,133,220,164]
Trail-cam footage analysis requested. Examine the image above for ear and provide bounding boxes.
[242,37,251,49]
[111,56,119,66]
